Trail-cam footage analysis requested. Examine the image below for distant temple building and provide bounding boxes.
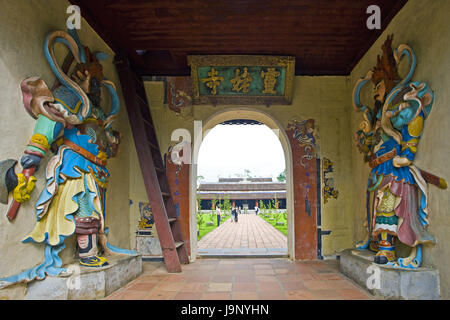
[197,177,286,210]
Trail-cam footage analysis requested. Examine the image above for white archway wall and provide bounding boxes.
[142,75,357,260]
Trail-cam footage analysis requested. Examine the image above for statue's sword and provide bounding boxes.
[6,167,35,221]
[419,169,447,189]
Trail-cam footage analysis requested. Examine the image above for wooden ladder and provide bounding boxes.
[114,56,189,272]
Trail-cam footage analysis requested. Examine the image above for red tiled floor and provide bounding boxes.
[156,281,186,292]
[174,292,203,300]
[259,290,286,300]
[144,290,177,300]
[280,281,306,291]
[286,290,316,300]
[310,289,345,300]
[232,292,260,300]
[104,258,374,301]
[126,282,158,291]
[233,282,258,292]
[337,289,372,300]
[257,281,283,291]
[180,282,209,293]
[120,290,149,300]
[202,292,231,300]
[303,280,330,290]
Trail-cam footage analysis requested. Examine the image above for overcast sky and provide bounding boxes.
[197,124,285,182]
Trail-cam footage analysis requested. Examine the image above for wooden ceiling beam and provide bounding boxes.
[68,0,408,76]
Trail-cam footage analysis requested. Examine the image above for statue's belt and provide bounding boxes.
[63,139,107,167]
[369,149,396,168]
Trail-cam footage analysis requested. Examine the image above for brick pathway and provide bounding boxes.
[198,213,287,256]
[105,258,374,300]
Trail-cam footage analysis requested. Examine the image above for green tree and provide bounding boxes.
[223,194,231,216]
[210,195,217,222]
[196,192,202,212]
[259,200,266,216]
[277,169,286,182]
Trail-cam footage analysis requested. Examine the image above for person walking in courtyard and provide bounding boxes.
[255,205,259,215]
[232,205,237,222]
[216,204,221,227]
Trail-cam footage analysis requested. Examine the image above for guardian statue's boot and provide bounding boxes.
[75,217,108,267]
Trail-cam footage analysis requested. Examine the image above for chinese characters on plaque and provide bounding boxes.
[188,55,295,105]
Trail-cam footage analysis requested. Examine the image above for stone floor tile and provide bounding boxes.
[126,282,158,292]
[138,274,169,282]
[234,274,256,282]
[174,292,203,300]
[280,281,306,291]
[120,289,149,300]
[303,280,330,290]
[231,292,260,300]
[180,282,209,293]
[255,269,275,275]
[233,282,258,292]
[324,279,358,290]
[255,275,279,282]
[211,274,234,282]
[144,290,178,300]
[337,289,372,300]
[257,281,283,291]
[156,281,186,291]
[201,292,231,300]
[259,290,286,300]
[285,290,316,300]
[309,289,344,300]
[276,274,301,282]
[186,275,212,283]
[207,282,233,292]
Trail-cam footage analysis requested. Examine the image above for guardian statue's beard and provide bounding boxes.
[371,100,383,127]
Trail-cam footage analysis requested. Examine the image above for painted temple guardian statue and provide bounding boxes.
[0,29,135,287]
[352,35,447,269]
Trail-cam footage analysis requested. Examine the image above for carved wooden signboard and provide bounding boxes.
[187,55,295,105]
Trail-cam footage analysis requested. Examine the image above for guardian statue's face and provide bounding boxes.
[373,79,386,103]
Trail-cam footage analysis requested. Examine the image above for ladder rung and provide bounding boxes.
[142,118,154,129]
[175,241,184,248]
[136,91,148,106]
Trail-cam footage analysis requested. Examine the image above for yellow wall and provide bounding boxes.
[144,75,356,257]
[350,0,450,298]
[0,0,134,285]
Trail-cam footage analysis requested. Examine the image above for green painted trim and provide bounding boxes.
[33,114,57,144]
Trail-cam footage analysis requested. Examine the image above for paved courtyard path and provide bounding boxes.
[197,213,287,256]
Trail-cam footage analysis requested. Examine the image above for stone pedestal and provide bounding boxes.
[339,249,440,300]
[136,235,163,259]
[24,254,142,300]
